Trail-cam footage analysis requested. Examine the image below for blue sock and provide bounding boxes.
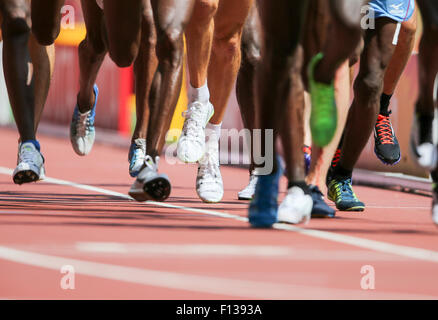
[22,139,41,151]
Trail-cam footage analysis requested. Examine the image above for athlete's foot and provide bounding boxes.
[13,141,45,185]
[238,171,258,200]
[308,53,337,147]
[70,84,98,156]
[309,185,335,218]
[327,176,365,212]
[374,112,401,165]
[277,186,313,224]
[410,112,437,170]
[196,142,224,203]
[129,155,171,202]
[128,138,146,177]
[177,101,214,163]
[248,156,283,228]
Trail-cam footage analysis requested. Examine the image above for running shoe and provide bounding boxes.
[128,138,146,177]
[129,155,171,202]
[248,156,283,228]
[410,112,437,171]
[327,176,365,211]
[13,141,45,185]
[177,101,214,163]
[277,186,313,224]
[196,140,224,203]
[70,84,98,156]
[309,185,336,218]
[374,112,401,165]
[304,145,311,175]
[238,171,258,200]
[308,52,337,147]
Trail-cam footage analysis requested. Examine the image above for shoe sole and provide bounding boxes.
[374,146,401,166]
[13,170,40,185]
[129,176,171,202]
[238,196,253,201]
[327,194,364,212]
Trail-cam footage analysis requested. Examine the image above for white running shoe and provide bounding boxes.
[410,113,438,171]
[238,172,258,200]
[13,142,45,185]
[277,187,313,224]
[129,155,171,202]
[70,84,98,156]
[196,141,223,203]
[177,101,214,163]
[128,138,146,177]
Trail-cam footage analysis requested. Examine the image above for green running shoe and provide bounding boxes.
[308,52,337,147]
[327,176,365,212]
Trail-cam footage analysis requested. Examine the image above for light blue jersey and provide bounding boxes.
[369,0,415,22]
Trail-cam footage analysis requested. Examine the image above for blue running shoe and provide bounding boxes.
[327,176,365,211]
[309,185,335,218]
[128,138,146,177]
[70,84,98,156]
[248,156,284,228]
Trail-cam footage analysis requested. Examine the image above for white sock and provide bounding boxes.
[188,81,210,104]
[206,122,222,144]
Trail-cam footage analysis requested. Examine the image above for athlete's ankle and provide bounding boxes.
[189,81,210,104]
[287,180,310,195]
[332,165,352,180]
[22,139,41,151]
[379,93,393,116]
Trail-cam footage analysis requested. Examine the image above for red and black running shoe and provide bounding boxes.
[374,112,401,165]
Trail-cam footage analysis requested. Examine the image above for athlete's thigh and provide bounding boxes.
[0,0,29,22]
[150,0,195,33]
[257,0,308,49]
[214,0,254,37]
[31,0,64,38]
[329,0,368,28]
[80,0,105,49]
[417,0,438,30]
[103,0,143,44]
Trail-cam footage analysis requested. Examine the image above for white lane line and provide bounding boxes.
[73,242,407,261]
[1,166,438,264]
[0,245,434,299]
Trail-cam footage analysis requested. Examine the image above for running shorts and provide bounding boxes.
[369,0,415,22]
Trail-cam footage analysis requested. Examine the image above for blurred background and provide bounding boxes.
[0,0,431,181]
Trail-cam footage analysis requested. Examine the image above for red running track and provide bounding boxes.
[0,127,437,300]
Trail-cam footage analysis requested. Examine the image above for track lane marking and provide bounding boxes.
[0,245,435,299]
[1,166,438,265]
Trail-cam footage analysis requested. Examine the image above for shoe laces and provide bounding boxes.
[130,140,146,162]
[182,102,207,138]
[75,111,93,137]
[334,178,355,199]
[375,113,394,145]
[19,144,39,164]
[199,149,220,183]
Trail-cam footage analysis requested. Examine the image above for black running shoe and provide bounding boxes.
[309,185,335,218]
[374,112,401,165]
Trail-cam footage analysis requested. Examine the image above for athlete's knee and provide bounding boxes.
[213,31,242,63]
[193,0,218,25]
[156,26,184,67]
[354,71,384,104]
[1,6,30,38]
[32,23,60,46]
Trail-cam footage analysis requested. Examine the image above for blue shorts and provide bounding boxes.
[369,0,415,22]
